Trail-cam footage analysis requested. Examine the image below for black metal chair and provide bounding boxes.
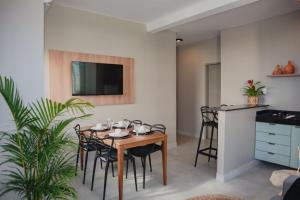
[128,124,166,189]
[90,134,138,200]
[74,124,98,184]
[194,106,218,167]
[122,119,142,179]
[147,124,166,172]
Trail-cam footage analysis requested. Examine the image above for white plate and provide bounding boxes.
[133,128,150,134]
[109,131,129,138]
[113,124,125,128]
[91,126,108,131]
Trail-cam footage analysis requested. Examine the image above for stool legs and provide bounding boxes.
[195,123,218,164]
[208,126,214,162]
[194,123,204,167]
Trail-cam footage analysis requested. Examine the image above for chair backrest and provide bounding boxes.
[123,119,131,123]
[74,124,92,144]
[141,123,152,135]
[130,120,142,126]
[151,124,166,134]
[92,133,115,157]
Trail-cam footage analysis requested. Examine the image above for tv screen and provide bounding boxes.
[72,61,123,95]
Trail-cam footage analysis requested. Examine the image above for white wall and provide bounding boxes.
[0,0,44,199]
[45,5,177,146]
[177,37,220,137]
[221,11,300,111]
[0,0,44,127]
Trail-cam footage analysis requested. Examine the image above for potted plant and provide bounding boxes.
[243,80,265,105]
[0,76,93,199]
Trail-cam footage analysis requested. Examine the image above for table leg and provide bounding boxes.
[162,137,168,185]
[118,147,124,200]
[80,147,84,170]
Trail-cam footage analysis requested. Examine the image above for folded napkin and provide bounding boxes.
[138,126,146,132]
[115,129,122,134]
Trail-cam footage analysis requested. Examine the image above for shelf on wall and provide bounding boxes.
[267,74,300,77]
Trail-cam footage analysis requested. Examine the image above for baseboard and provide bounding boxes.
[177,129,197,138]
[177,129,210,139]
[216,160,260,182]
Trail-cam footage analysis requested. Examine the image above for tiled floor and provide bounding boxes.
[73,135,283,200]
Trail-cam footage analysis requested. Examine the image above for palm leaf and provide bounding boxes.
[0,76,94,199]
[29,98,93,131]
[0,77,35,131]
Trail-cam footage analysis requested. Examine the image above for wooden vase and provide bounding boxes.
[248,96,259,105]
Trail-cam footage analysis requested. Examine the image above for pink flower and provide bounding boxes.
[247,80,253,86]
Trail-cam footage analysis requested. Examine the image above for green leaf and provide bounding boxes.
[0,75,94,200]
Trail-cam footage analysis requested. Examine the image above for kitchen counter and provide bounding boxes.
[216,105,268,182]
[256,110,300,126]
[219,104,268,111]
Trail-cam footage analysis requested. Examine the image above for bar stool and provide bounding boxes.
[194,106,218,167]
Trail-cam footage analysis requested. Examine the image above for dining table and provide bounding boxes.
[81,126,168,200]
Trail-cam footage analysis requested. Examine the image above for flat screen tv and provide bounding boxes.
[72,61,123,96]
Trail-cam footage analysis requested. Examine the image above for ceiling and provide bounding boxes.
[53,0,205,24]
[173,0,300,45]
[52,0,300,45]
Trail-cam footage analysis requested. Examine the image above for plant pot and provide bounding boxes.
[248,96,259,105]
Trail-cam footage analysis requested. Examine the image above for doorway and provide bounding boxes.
[205,63,221,139]
[205,63,221,107]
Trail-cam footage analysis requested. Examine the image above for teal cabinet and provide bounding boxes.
[255,122,292,167]
[256,122,291,136]
[290,126,300,168]
[256,122,300,168]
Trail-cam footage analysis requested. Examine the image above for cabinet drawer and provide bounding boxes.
[256,141,290,156]
[255,150,290,167]
[256,122,291,136]
[256,131,290,146]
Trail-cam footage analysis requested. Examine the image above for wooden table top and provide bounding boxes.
[81,126,167,149]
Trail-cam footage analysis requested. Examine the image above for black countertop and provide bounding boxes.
[256,110,300,126]
[219,104,269,111]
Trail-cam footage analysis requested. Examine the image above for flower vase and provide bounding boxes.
[248,96,259,105]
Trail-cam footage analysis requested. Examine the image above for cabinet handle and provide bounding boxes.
[268,152,275,155]
[269,133,276,135]
[268,142,275,145]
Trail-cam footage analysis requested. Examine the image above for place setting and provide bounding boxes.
[90,123,110,131]
[92,119,132,139]
[90,119,153,139]
[131,124,152,135]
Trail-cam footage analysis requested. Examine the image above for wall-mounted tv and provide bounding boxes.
[72,61,123,96]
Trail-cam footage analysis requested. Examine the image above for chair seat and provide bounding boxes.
[80,143,96,151]
[129,144,161,157]
[99,149,133,162]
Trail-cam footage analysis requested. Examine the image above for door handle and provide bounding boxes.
[268,152,275,155]
[268,142,275,145]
